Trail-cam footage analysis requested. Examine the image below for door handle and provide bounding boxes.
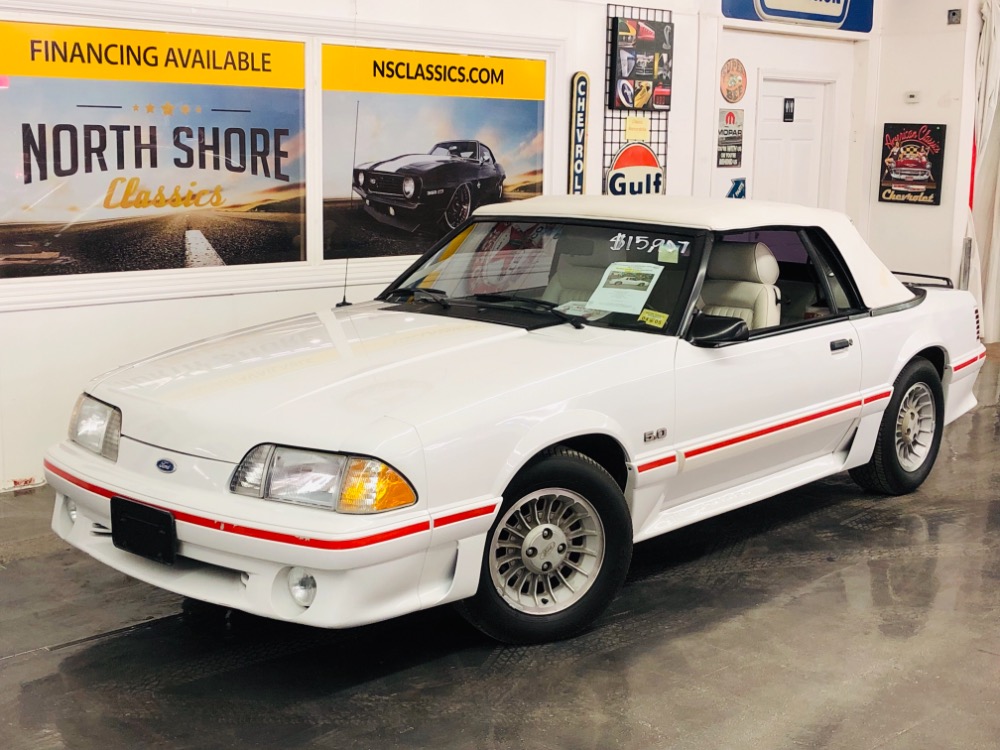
[830,338,853,352]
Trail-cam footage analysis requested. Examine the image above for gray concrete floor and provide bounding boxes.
[2,348,998,750]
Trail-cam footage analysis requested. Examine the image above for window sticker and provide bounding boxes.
[638,308,668,328]
[555,300,612,321]
[657,241,685,264]
[587,262,663,314]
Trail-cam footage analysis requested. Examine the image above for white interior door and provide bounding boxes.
[753,79,832,208]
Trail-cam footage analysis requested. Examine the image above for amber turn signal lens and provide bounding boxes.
[337,458,417,514]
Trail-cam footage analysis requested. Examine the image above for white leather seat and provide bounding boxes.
[542,237,616,305]
[701,241,781,330]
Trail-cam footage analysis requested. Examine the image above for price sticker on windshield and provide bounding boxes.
[609,233,688,263]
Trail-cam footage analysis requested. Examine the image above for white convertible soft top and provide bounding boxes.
[476,195,915,310]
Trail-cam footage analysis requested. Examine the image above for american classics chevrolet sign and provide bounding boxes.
[722,0,873,33]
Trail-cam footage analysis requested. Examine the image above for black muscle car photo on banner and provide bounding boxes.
[322,45,545,259]
[352,139,506,233]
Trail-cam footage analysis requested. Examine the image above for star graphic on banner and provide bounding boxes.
[161,102,174,115]
[181,104,190,115]
[133,104,140,112]
[145,103,155,113]
[196,106,202,113]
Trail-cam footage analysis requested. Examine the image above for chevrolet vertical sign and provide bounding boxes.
[568,72,589,194]
[722,0,873,33]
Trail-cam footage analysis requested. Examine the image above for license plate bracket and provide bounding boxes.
[111,497,177,565]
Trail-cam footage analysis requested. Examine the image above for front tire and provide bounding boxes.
[849,357,944,495]
[456,448,632,644]
[442,183,472,229]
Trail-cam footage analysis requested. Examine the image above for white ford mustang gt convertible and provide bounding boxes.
[45,195,986,643]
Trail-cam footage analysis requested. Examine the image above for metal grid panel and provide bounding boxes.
[603,4,671,193]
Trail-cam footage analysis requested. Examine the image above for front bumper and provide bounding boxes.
[351,186,446,231]
[45,439,499,628]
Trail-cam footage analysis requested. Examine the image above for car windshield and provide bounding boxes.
[431,141,478,159]
[387,220,703,334]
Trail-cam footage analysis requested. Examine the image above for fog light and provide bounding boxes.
[287,567,317,607]
[389,206,396,216]
[66,499,78,522]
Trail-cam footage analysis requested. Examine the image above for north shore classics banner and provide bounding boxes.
[0,21,306,278]
[322,45,546,259]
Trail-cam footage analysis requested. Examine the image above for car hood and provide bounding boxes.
[361,153,459,174]
[89,302,639,462]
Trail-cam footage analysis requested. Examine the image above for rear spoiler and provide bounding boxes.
[892,271,953,289]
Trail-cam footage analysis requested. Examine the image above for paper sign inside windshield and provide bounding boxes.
[555,300,612,321]
[587,262,663,314]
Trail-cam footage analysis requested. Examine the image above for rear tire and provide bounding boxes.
[849,357,944,495]
[456,448,632,644]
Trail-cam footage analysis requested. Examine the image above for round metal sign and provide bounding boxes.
[720,58,747,104]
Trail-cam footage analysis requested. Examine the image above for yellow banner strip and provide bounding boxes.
[323,45,545,100]
[0,21,304,89]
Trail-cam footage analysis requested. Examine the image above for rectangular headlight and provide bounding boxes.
[231,444,417,513]
[268,448,348,510]
[69,394,121,461]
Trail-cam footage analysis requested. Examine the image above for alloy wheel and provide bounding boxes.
[488,488,605,615]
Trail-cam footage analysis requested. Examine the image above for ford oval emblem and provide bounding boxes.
[156,459,176,473]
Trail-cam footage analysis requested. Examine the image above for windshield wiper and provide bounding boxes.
[385,285,451,309]
[472,293,586,329]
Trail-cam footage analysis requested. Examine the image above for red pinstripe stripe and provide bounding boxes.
[433,504,497,527]
[45,460,110,498]
[637,454,678,473]
[862,390,892,404]
[684,399,863,459]
[43,459,431,550]
[953,351,986,372]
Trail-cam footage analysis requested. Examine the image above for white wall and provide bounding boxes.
[707,28,856,209]
[690,4,877,226]
[864,0,981,279]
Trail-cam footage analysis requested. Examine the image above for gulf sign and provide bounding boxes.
[605,142,664,196]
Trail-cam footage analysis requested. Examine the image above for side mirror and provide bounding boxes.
[687,313,750,347]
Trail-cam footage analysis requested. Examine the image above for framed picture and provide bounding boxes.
[878,123,946,205]
[607,17,673,112]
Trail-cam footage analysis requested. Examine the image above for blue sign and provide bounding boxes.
[722,0,873,33]
[726,178,746,199]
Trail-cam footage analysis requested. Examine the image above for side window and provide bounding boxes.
[482,146,495,164]
[716,227,860,329]
[805,234,857,312]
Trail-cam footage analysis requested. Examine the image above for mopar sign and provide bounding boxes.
[605,142,664,196]
[717,109,744,168]
[722,0,873,32]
